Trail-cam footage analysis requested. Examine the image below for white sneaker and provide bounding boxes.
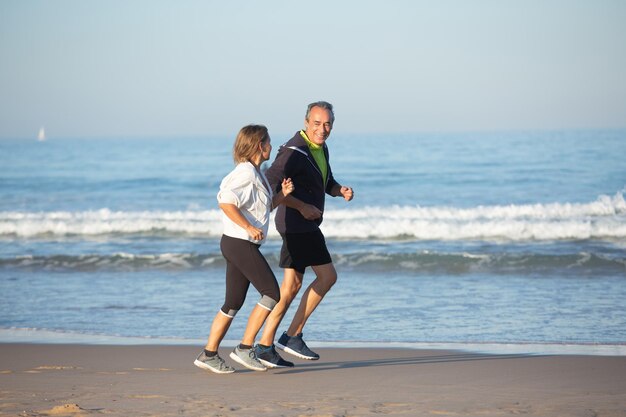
[229,346,267,371]
[194,351,235,374]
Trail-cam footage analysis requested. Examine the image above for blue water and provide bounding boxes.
[1,130,625,352]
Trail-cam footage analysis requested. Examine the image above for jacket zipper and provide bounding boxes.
[286,146,328,187]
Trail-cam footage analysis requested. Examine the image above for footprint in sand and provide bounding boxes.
[39,403,102,416]
[128,394,166,399]
[370,402,413,413]
[23,365,82,374]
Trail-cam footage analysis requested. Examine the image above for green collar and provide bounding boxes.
[299,130,322,150]
[298,130,327,183]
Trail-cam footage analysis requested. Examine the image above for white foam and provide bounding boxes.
[313,341,626,357]
[0,208,223,237]
[1,192,624,242]
[2,328,624,356]
[0,328,196,345]
[321,191,626,241]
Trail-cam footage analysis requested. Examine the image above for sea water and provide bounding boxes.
[1,130,625,355]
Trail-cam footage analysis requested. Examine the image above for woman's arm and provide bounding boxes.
[271,178,294,210]
[218,203,264,241]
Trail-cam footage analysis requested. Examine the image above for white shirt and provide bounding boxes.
[217,162,273,244]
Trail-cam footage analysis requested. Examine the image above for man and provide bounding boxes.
[255,101,354,368]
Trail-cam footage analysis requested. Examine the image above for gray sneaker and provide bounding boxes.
[229,346,267,371]
[194,351,235,374]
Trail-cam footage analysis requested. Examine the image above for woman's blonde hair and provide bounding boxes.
[232,124,268,164]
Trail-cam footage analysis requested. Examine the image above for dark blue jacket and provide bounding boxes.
[265,131,339,234]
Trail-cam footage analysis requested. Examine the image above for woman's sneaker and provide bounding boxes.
[194,351,235,374]
[276,332,319,360]
[229,346,267,371]
[255,344,295,368]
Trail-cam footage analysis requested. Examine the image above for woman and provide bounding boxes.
[194,124,294,373]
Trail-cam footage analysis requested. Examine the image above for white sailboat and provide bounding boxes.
[37,127,46,141]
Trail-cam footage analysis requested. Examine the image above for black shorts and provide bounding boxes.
[279,229,332,274]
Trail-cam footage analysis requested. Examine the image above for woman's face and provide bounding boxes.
[260,136,272,162]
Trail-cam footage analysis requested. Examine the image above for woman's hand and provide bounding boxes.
[245,224,264,241]
[281,178,294,196]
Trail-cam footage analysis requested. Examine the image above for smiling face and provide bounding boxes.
[304,106,333,146]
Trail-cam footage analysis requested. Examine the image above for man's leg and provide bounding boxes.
[258,268,303,346]
[286,262,337,336]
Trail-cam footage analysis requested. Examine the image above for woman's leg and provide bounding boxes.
[203,236,250,351]
[205,310,233,351]
[234,242,280,347]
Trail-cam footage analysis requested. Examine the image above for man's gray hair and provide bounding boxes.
[305,101,335,124]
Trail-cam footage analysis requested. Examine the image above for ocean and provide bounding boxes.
[1,130,625,355]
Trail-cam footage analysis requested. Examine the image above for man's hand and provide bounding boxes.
[298,203,323,220]
[340,186,354,201]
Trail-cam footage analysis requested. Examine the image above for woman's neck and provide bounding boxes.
[249,157,262,170]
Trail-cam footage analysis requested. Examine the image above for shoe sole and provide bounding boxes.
[275,342,319,361]
[229,351,267,372]
[193,359,235,374]
[257,357,294,369]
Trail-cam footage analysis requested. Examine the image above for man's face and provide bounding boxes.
[304,106,333,146]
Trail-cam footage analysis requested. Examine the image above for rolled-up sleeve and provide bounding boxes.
[217,188,240,206]
[217,169,254,208]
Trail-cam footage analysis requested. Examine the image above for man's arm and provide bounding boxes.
[330,183,354,201]
[281,194,322,220]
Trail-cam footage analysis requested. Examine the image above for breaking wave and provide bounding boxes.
[2,250,624,274]
[1,191,624,242]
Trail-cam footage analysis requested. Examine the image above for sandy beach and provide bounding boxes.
[1,344,625,417]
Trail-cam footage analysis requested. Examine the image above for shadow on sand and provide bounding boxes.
[268,352,540,375]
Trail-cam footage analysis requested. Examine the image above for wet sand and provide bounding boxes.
[1,343,625,416]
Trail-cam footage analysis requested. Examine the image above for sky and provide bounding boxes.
[1,0,625,139]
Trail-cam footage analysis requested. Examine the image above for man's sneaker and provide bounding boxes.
[255,344,295,368]
[229,346,267,371]
[193,351,235,374]
[275,332,320,360]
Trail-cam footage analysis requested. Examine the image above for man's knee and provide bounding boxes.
[320,271,337,292]
[281,270,303,299]
[314,265,337,293]
[281,280,301,300]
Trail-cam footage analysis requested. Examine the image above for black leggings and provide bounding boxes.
[219,235,280,317]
